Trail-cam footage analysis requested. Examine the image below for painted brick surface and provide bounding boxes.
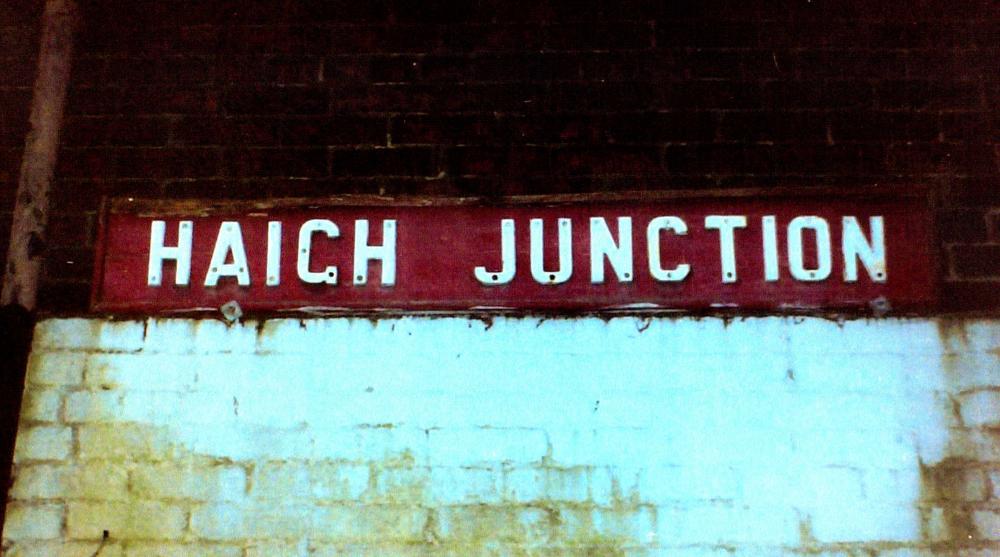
[4,315,1000,555]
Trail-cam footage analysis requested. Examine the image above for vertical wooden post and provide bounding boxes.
[1,0,79,532]
[2,0,80,310]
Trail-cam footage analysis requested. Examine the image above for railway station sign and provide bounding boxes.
[91,190,936,313]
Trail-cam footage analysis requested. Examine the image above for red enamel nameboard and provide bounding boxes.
[91,190,937,314]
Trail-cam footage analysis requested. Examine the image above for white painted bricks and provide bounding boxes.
[12,426,71,461]
[3,316,1000,556]
[960,390,1000,428]
[2,503,62,540]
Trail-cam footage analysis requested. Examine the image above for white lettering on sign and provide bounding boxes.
[646,216,690,282]
[474,219,516,285]
[843,216,886,282]
[590,217,633,284]
[204,222,251,286]
[147,220,192,286]
[787,216,832,282]
[353,219,397,286]
[298,219,339,285]
[266,221,281,286]
[143,214,889,290]
[762,215,779,282]
[530,218,573,285]
[705,215,748,283]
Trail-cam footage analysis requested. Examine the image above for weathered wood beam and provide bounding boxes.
[2,0,80,311]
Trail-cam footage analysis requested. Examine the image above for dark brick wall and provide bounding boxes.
[2,0,998,312]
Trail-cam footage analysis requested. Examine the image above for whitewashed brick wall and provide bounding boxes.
[3,316,999,556]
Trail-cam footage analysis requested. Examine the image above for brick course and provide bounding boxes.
[0,1,996,310]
